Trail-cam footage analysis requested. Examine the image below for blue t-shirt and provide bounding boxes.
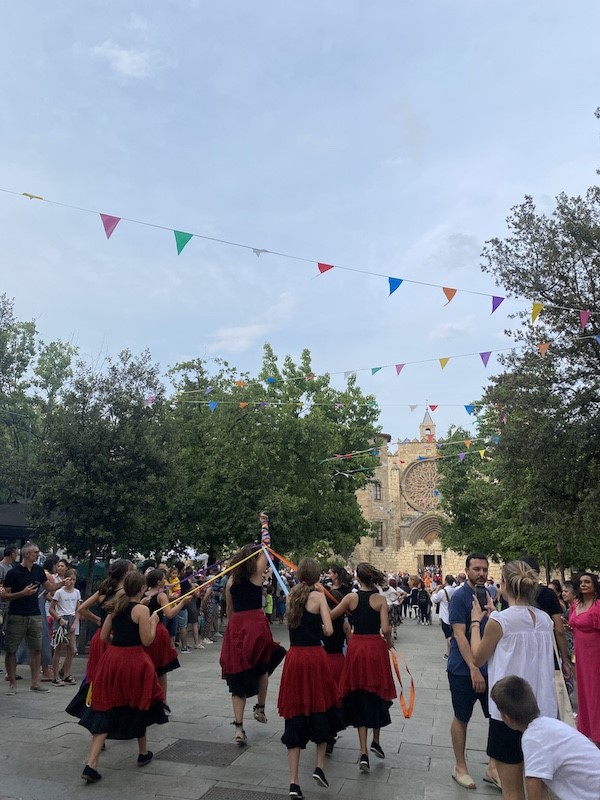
[447,582,488,677]
[486,583,498,601]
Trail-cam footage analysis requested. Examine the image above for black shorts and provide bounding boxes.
[448,673,489,723]
[487,718,523,764]
[441,621,453,639]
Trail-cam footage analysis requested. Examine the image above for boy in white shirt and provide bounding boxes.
[491,675,600,800]
[49,569,81,685]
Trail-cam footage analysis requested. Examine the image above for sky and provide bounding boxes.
[1,1,599,443]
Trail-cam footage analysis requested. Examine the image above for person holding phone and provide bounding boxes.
[469,561,556,799]
[446,553,500,790]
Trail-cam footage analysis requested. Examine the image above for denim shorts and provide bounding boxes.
[176,608,188,630]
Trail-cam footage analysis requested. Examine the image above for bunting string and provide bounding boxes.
[1,187,597,320]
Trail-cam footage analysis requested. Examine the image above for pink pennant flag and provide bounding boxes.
[395,363,405,375]
[429,404,438,411]
[538,342,551,357]
[480,351,491,367]
[100,214,121,239]
[580,310,591,329]
[491,296,504,314]
[317,262,335,274]
[442,287,457,304]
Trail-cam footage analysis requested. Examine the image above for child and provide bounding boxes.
[264,586,274,623]
[277,558,342,799]
[49,569,81,685]
[417,581,432,625]
[490,675,600,800]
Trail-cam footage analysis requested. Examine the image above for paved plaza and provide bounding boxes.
[1,618,501,800]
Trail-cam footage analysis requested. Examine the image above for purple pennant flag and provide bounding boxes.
[480,351,491,367]
[208,401,218,413]
[260,401,268,408]
[395,363,405,375]
[204,386,213,396]
[458,452,466,462]
[491,296,504,314]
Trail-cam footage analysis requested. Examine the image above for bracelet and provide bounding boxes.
[470,621,480,627]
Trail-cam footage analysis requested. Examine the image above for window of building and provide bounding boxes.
[373,521,384,547]
[374,482,382,500]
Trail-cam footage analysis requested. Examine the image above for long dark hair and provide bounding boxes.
[108,571,146,616]
[356,562,385,587]
[98,559,132,598]
[576,573,600,604]
[286,558,321,629]
[230,544,261,585]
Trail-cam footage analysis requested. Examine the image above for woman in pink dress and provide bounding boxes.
[568,573,600,746]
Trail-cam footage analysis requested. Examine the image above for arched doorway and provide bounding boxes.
[407,514,444,571]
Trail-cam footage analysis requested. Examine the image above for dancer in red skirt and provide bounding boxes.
[323,566,352,755]
[66,559,133,719]
[78,571,168,783]
[143,568,191,703]
[278,558,344,799]
[220,544,286,745]
[330,562,396,773]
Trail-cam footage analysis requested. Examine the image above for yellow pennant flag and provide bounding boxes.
[464,439,471,449]
[538,342,551,357]
[479,449,485,459]
[532,302,544,324]
[439,357,449,370]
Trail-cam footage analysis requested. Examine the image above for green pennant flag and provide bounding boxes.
[174,230,193,255]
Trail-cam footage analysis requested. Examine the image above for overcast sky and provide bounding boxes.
[1,1,599,442]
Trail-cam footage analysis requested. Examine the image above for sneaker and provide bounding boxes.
[30,685,50,693]
[289,784,303,799]
[359,753,370,772]
[370,741,385,759]
[137,751,153,767]
[180,647,191,653]
[81,765,102,783]
[51,677,65,686]
[253,704,267,723]
[202,638,214,644]
[312,767,329,788]
[193,643,205,649]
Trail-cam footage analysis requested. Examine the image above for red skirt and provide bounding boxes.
[278,646,340,719]
[86,628,109,683]
[90,645,165,712]
[325,652,346,691]
[145,622,180,677]
[220,609,286,697]
[338,634,396,702]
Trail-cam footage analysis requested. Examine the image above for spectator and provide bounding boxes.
[0,545,19,671]
[49,569,81,685]
[568,572,600,747]
[431,575,456,658]
[417,581,432,625]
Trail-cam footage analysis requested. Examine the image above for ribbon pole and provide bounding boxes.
[262,546,289,596]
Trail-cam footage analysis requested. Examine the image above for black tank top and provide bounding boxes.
[289,608,322,647]
[324,589,345,654]
[111,603,142,647]
[352,590,381,635]
[231,580,262,612]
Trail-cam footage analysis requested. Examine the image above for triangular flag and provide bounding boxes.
[427,434,434,442]
[204,386,213,395]
[100,214,121,239]
[492,435,500,445]
[464,439,471,449]
[458,453,466,462]
[595,335,600,344]
[239,402,249,409]
[265,377,277,384]
[429,404,438,411]
[144,395,155,408]
[371,367,382,375]
[174,230,193,255]
[395,363,405,375]
[579,310,591,329]
[208,401,218,412]
[418,455,426,461]
[388,277,403,296]
[491,296,504,314]
[479,450,485,459]
[538,342,551,357]
[464,404,474,415]
[480,351,491,367]
[335,403,343,409]
[409,405,418,411]
[502,415,508,424]
[234,380,247,388]
[344,371,356,379]
[532,302,544,324]
[260,401,268,408]
[252,248,268,257]
[317,262,335,274]
[442,287,457,304]
[439,357,449,370]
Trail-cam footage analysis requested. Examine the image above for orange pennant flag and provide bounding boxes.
[439,357,449,370]
[235,380,247,388]
[239,402,249,408]
[442,287,457,304]
[464,439,471,449]
[538,342,551,357]
[532,302,544,324]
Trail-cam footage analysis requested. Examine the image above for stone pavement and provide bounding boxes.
[0,617,501,800]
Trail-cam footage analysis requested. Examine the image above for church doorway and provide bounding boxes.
[419,554,442,571]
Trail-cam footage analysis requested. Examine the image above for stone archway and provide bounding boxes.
[406,513,443,546]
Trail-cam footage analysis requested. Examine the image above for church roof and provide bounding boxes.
[421,410,434,426]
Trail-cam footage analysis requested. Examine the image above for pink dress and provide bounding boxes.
[569,599,600,742]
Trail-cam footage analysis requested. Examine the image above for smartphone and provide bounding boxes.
[475,584,488,611]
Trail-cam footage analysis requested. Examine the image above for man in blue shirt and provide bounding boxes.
[447,552,499,790]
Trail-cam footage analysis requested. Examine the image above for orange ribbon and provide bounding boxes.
[390,648,416,718]
[265,545,339,605]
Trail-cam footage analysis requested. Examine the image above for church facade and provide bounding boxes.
[350,412,466,576]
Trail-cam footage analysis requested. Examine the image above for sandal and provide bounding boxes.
[63,675,76,685]
[231,721,247,745]
[253,703,267,723]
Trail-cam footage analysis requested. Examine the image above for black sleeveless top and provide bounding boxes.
[324,589,345,654]
[111,603,142,647]
[352,590,381,635]
[231,580,262,612]
[289,608,322,647]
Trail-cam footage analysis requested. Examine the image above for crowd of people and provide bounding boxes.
[1,542,600,798]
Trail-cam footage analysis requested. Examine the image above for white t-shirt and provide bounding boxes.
[487,605,556,721]
[430,584,455,624]
[522,716,600,800]
[52,587,80,617]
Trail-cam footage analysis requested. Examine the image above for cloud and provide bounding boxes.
[93,40,159,79]
[127,13,149,32]
[429,320,475,340]
[206,292,295,354]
